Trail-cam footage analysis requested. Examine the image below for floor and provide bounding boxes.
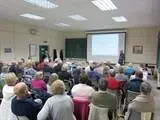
[148,80,160,120]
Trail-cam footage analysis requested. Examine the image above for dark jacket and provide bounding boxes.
[126,78,143,92]
[11,96,42,120]
[58,71,72,81]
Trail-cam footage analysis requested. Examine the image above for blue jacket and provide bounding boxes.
[11,96,42,120]
[124,67,135,76]
[126,78,143,92]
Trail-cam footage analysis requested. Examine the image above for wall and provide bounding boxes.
[63,27,160,64]
[0,20,64,63]
[126,27,159,64]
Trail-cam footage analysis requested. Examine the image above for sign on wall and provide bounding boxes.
[4,48,12,53]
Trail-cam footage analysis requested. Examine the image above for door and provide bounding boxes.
[39,45,49,62]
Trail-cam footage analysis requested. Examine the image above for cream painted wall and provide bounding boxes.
[0,21,64,63]
[63,27,160,64]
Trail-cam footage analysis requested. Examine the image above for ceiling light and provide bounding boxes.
[112,16,128,22]
[55,23,71,27]
[24,0,58,9]
[20,14,45,20]
[68,14,88,21]
[92,0,117,11]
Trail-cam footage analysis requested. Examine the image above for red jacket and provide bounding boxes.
[107,77,120,90]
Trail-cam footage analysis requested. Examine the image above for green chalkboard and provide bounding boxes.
[65,38,87,59]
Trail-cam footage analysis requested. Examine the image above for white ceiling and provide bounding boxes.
[0,0,159,31]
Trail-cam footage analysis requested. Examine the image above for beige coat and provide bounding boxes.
[125,94,155,120]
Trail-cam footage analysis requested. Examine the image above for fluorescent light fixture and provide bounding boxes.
[24,0,58,9]
[20,13,45,20]
[68,14,88,21]
[55,23,71,27]
[92,0,117,11]
[112,16,128,22]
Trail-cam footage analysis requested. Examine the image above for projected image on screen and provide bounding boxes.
[92,34,119,56]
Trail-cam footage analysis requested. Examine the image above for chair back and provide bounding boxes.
[88,103,110,120]
[127,111,153,120]
[64,80,72,92]
[16,116,30,120]
[72,98,90,120]
[127,90,140,103]
[141,112,153,120]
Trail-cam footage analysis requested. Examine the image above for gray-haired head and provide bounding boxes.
[109,69,116,77]
[140,82,152,95]
[62,64,68,71]
[98,78,108,91]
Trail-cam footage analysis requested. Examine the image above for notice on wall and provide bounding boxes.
[4,48,12,53]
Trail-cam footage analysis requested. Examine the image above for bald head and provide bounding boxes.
[14,82,28,99]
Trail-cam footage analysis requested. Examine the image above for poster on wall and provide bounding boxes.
[4,48,12,53]
[132,45,143,54]
[29,44,37,57]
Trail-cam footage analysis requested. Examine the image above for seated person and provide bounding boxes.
[115,67,128,81]
[87,66,100,90]
[126,71,143,93]
[0,73,18,120]
[47,73,59,94]
[11,82,42,120]
[124,63,135,77]
[71,72,95,100]
[31,71,47,92]
[58,64,72,81]
[37,80,75,120]
[43,59,53,74]
[125,82,155,120]
[90,78,117,109]
[107,70,121,91]
[72,66,81,84]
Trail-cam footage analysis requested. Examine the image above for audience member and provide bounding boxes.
[43,58,53,74]
[58,63,72,81]
[12,82,42,120]
[107,70,120,90]
[47,73,59,94]
[9,61,18,76]
[0,61,4,74]
[125,82,155,120]
[90,78,117,108]
[124,63,135,77]
[126,71,143,92]
[0,66,9,97]
[17,60,24,81]
[32,71,47,92]
[53,58,63,73]
[71,72,95,100]
[116,66,128,81]
[102,66,110,80]
[87,66,100,90]
[23,60,37,87]
[0,73,17,120]
[37,60,45,71]
[89,78,117,120]
[37,80,75,120]
[72,66,81,84]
